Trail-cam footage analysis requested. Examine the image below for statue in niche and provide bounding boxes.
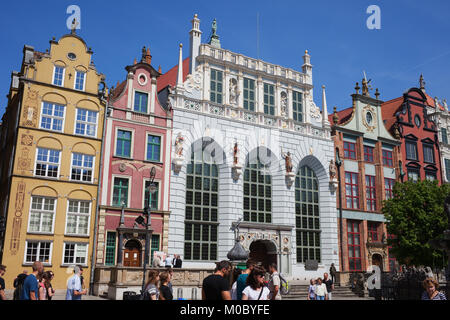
[329,160,337,181]
[233,141,239,166]
[280,91,288,118]
[281,149,293,173]
[175,133,185,158]
[229,78,239,105]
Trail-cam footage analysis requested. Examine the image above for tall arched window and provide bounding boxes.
[184,138,219,261]
[295,165,321,263]
[243,147,272,223]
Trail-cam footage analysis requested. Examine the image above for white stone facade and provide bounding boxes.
[166,15,339,281]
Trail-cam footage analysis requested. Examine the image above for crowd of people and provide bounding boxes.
[0,261,87,300]
[307,273,334,300]
[201,260,283,301]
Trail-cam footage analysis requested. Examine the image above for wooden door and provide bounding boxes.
[124,241,141,267]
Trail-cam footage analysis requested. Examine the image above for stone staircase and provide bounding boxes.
[283,284,370,300]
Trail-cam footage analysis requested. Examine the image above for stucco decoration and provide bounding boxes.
[10,181,26,255]
[17,148,32,171]
[22,90,39,127]
[362,105,377,132]
[307,94,321,121]
[21,134,33,146]
[183,71,202,99]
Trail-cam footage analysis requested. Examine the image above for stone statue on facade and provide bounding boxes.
[280,92,288,118]
[329,159,337,181]
[229,78,239,105]
[175,133,185,157]
[281,149,293,173]
[173,133,185,173]
[232,140,242,180]
[361,77,372,96]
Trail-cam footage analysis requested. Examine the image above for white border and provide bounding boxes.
[113,126,135,158]
[23,240,53,266]
[61,242,89,267]
[74,108,99,138]
[52,65,65,87]
[110,174,132,207]
[38,101,66,133]
[73,70,87,92]
[26,195,57,235]
[145,132,163,162]
[141,179,160,210]
[69,152,96,183]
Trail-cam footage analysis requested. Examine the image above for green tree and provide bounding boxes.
[382,180,449,268]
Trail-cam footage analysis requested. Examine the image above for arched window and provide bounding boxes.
[243,147,272,223]
[184,138,219,261]
[295,166,321,263]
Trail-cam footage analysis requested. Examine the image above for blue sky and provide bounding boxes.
[0,0,449,117]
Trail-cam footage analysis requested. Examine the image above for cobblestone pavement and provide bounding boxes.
[4,289,107,300]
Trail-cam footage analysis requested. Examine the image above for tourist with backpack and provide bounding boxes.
[268,263,282,300]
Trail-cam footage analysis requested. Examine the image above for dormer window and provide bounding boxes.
[53,66,65,86]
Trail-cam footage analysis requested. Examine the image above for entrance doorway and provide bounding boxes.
[124,239,142,267]
[249,240,277,271]
[372,253,383,271]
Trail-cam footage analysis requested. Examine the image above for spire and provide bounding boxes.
[322,85,330,127]
[419,74,426,92]
[302,50,313,80]
[208,19,221,48]
[189,13,202,74]
[332,106,339,125]
[158,65,162,73]
[176,43,184,89]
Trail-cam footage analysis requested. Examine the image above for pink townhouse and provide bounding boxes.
[95,47,172,270]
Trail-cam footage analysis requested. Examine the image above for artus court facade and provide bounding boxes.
[159,15,340,278]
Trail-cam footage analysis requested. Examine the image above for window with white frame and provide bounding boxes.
[74,71,86,91]
[35,148,60,178]
[40,102,65,132]
[66,200,90,236]
[24,241,52,264]
[53,66,64,86]
[71,153,94,182]
[75,108,98,137]
[63,243,88,265]
[28,196,56,233]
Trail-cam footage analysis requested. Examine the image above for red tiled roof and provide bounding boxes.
[157,57,190,92]
[110,80,127,101]
[424,92,445,111]
[328,106,354,125]
[381,96,403,133]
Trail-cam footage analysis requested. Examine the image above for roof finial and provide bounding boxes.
[332,106,339,125]
[419,74,426,92]
[375,88,380,100]
[158,65,162,73]
[355,82,360,94]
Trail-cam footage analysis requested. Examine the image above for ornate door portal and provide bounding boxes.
[123,240,141,267]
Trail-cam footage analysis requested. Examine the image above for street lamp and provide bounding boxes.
[138,166,157,299]
[335,147,344,272]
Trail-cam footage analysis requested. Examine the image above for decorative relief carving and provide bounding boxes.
[10,181,26,255]
[184,71,202,93]
[21,134,33,146]
[22,90,39,127]
[118,163,127,172]
[307,94,321,120]
[17,148,32,171]
[362,105,377,132]
[184,100,201,111]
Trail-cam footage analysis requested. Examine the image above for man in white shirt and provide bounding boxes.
[66,265,87,300]
[164,254,173,268]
